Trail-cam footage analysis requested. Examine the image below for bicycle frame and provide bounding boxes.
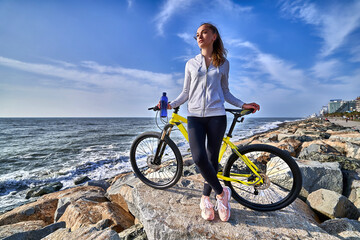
[164,110,264,186]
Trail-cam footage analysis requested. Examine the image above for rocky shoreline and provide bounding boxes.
[1,118,360,239]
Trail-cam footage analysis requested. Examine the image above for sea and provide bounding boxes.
[0,115,300,214]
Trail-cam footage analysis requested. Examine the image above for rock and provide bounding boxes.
[299,140,341,159]
[106,184,134,213]
[270,159,343,199]
[0,220,46,239]
[74,176,91,185]
[106,173,140,213]
[58,198,134,232]
[26,182,63,199]
[345,142,360,160]
[118,223,147,240]
[43,223,120,240]
[306,189,360,220]
[2,221,65,240]
[320,218,360,239]
[41,185,108,203]
[322,140,346,154]
[123,175,338,240]
[85,180,111,191]
[278,133,313,142]
[54,197,72,222]
[349,180,360,209]
[342,170,360,197]
[0,198,58,225]
[295,160,343,198]
[329,131,360,143]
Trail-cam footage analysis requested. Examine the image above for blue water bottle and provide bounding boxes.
[160,92,168,118]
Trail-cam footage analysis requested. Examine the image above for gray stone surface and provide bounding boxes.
[346,142,360,160]
[43,225,120,240]
[307,189,360,220]
[123,175,339,240]
[3,221,65,240]
[296,160,343,198]
[0,220,46,239]
[320,218,360,239]
[118,223,147,240]
[85,180,111,191]
[26,182,63,199]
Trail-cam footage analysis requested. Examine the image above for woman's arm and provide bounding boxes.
[221,61,260,113]
[221,60,245,108]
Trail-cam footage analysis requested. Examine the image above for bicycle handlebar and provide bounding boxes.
[148,106,160,111]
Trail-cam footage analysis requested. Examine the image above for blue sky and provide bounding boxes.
[0,0,359,117]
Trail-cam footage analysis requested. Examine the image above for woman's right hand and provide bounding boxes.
[157,102,173,109]
[242,103,260,113]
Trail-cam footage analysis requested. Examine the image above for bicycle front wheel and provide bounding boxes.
[223,144,302,211]
[130,131,183,189]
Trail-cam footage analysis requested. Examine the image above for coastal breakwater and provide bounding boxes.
[1,118,360,239]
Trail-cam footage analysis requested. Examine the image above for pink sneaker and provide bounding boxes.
[215,187,231,221]
[199,196,215,221]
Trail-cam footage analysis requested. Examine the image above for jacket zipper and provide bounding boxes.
[203,67,208,117]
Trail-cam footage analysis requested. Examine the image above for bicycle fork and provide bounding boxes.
[153,124,174,165]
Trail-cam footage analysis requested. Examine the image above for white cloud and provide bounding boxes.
[226,39,306,90]
[0,56,179,90]
[214,0,252,13]
[311,59,341,79]
[154,0,195,36]
[177,32,195,45]
[280,0,360,57]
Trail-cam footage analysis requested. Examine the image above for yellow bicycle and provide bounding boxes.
[130,106,302,211]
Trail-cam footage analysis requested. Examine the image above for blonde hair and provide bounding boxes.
[199,23,227,67]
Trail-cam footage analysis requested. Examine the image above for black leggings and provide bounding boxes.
[187,115,227,196]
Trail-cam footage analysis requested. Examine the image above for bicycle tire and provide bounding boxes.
[130,131,183,189]
[223,144,302,211]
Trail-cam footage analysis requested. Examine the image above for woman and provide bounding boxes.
[166,23,260,221]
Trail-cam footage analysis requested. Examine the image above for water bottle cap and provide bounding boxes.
[163,92,166,96]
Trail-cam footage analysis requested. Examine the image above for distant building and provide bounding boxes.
[319,105,328,115]
[357,97,360,112]
[328,99,342,113]
[336,100,356,113]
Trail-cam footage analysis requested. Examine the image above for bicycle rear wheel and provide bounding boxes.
[130,131,183,189]
[223,144,302,211]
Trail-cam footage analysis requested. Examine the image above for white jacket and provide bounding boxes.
[170,54,244,117]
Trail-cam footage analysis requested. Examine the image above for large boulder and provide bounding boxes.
[41,185,107,203]
[298,140,341,159]
[345,142,360,160]
[270,159,343,199]
[58,198,134,233]
[306,189,360,220]
[2,222,65,240]
[43,220,120,240]
[296,160,343,198]
[328,131,360,143]
[26,182,63,199]
[106,173,140,212]
[349,179,360,209]
[320,218,360,239]
[0,198,58,226]
[123,175,338,240]
[40,185,109,222]
[0,220,46,239]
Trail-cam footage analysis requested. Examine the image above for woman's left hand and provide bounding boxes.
[242,103,260,113]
